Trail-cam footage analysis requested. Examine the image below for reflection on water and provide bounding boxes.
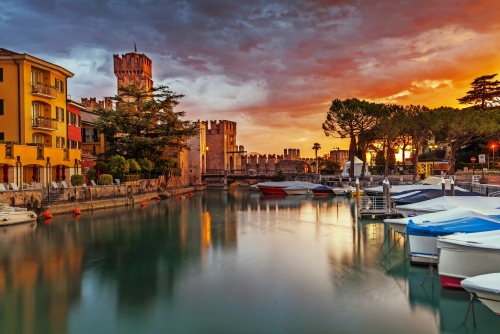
[0,188,498,334]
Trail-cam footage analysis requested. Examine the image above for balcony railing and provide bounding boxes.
[83,135,99,143]
[31,81,57,98]
[32,117,58,131]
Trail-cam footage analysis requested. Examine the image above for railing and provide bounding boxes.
[360,196,388,212]
[83,135,99,143]
[31,81,57,98]
[32,117,58,130]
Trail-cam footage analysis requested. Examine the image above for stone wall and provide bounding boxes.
[187,122,207,185]
[0,189,43,208]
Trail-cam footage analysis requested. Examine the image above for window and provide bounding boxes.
[0,99,3,115]
[31,70,41,84]
[32,134,43,144]
[55,107,64,122]
[55,79,64,93]
[0,133,4,141]
[32,103,41,119]
[0,68,3,82]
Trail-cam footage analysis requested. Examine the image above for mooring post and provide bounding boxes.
[386,179,391,213]
[441,177,446,196]
[451,178,455,196]
[356,178,361,218]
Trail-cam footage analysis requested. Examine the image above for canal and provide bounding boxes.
[0,188,498,334]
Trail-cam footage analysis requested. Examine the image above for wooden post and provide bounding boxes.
[451,178,455,196]
[441,177,446,196]
[386,179,391,213]
[90,187,94,211]
[356,178,361,218]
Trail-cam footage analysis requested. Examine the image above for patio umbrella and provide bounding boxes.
[32,165,38,182]
[56,165,61,181]
[2,164,8,183]
[100,166,106,174]
[62,166,66,180]
[96,165,100,180]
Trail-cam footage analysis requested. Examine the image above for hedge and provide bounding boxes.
[124,174,140,182]
[99,174,113,185]
[70,174,85,186]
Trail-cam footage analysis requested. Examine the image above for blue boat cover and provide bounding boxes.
[407,216,500,237]
[394,189,482,205]
[313,185,332,191]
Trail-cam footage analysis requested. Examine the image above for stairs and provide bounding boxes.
[43,190,65,206]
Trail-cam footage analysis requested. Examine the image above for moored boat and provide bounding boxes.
[0,202,37,226]
[396,196,500,217]
[257,181,319,196]
[437,230,500,289]
[283,185,311,195]
[461,273,500,316]
[312,185,334,197]
[364,176,468,196]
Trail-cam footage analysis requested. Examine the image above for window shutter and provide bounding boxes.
[0,99,4,115]
[62,108,64,122]
[0,68,3,82]
[56,107,59,121]
[61,81,64,93]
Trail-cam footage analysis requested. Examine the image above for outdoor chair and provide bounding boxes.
[51,182,59,189]
[10,183,19,191]
[90,180,97,186]
[115,179,121,185]
[34,183,42,189]
[61,181,69,188]
[0,184,6,191]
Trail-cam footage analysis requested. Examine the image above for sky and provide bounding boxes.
[2,0,500,158]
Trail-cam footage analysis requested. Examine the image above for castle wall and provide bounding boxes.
[204,120,239,172]
[187,122,207,185]
[113,52,154,92]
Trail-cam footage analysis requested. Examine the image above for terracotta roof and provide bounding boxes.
[0,48,21,56]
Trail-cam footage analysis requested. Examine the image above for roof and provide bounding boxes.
[343,156,364,165]
[0,48,21,56]
[81,110,99,124]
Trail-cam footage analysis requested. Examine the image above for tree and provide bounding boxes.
[127,158,141,174]
[458,74,500,109]
[431,107,497,175]
[323,98,378,177]
[108,155,129,177]
[372,104,403,177]
[96,84,198,169]
[402,105,431,181]
[311,143,321,173]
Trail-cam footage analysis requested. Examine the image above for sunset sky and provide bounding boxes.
[2,0,500,158]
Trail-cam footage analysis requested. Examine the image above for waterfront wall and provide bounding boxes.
[0,189,42,208]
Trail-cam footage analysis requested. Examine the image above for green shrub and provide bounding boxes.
[124,174,140,182]
[99,174,113,185]
[71,174,85,186]
[138,158,154,172]
[108,155,129,175]
[87,168,96,181]
[127,159,141,173]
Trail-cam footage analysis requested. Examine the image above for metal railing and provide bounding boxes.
[32,117,58,130]
[83,135,99,143]
[360,196,388,212]
[31,81,57,98]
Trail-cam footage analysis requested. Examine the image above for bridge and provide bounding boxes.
[201,169,275,182]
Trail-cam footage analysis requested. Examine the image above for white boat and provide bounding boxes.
[283,185,311,195]
[332,188,347,195]
[406,211,500,265]
[461,273,500,316]
[257,181,319,195]
[0,202,37,226]
[384,207,500,234]
[437,230,500,289]
[364,176,468,196]
[396,196,500,217]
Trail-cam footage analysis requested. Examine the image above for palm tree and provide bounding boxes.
[312,143,321,173]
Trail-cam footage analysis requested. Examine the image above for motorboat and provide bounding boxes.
[331,188,348,196]
[461,273,500,316]
[283,185,311,195]
[312,185,334,197]
[0,202,37,226]
[406,212,500,265]
[384,207,500,234]
[257,181,319,195]
[363,176,468,196]
[393,189,481,205]
[397,196,500,217]
[437,230,500,289]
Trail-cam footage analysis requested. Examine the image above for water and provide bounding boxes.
[0,188,498,334]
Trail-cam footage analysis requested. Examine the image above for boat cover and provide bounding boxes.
[283,185,309,190]
[395,190,481,205]
[407,214,500,237]
[461,273,500,295]
[312,185,333,191]
[385,207,500,228]
[397,196,500,213]
[437,230,500,253]
[391,190,427,200]
[257,181,319,189]
[364,183,469,195]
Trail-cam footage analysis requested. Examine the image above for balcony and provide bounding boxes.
[32,117,58,131]
[31,81,57,99]
[83,135,99,143]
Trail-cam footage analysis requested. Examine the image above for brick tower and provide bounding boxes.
[113,50,153,92]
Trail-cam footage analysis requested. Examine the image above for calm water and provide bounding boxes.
[0,188,499,334]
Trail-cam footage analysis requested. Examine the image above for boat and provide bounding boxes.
[332,188,348,195]
[283,185,311,195]
[363,176,468,196]
[397,196,500,217]
[461,273,500,316]
[384,207,500,234]
[437,230,500,289]
[407,213,500,265]
[312,185,334,197]
[392,189,481,205]
[257,181,319,195]
[0,202,37,226]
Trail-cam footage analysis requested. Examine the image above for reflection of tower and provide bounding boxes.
[113,50,154,93]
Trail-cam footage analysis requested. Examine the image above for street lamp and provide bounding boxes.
[429,144,438,176]
[492,144,496,170]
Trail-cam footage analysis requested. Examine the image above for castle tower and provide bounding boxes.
[113,50,153,92]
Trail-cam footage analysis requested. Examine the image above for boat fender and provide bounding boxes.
[30,213,36,218]
[2,216,10,221]
[43,212,53,219]
[140,200,147,206]
[179,195,184,200]
[73,209,81,215]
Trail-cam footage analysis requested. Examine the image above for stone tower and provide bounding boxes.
[113,50,153,92]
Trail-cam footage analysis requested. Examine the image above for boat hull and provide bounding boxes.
[284,189,310,195]
[385,221,407,234]
[257,186,287,196]
[312,190,334,197]
[0,212,37,226]
[408,235,439,265]
[438,248,500,289]
[477,293,500,316]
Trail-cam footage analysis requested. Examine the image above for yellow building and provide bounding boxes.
[0,48,81,187]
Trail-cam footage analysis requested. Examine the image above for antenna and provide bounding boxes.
[134,42,137,53]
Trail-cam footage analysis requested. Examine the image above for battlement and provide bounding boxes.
[113,52,153,91]
[284,148,301,160]
[202,120,237,135]
[81,97,113,111]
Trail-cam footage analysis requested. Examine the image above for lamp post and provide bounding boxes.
[332,147,340,175]
[429,144,437,176]
[368,150,374,174]
[492,144,496,170]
